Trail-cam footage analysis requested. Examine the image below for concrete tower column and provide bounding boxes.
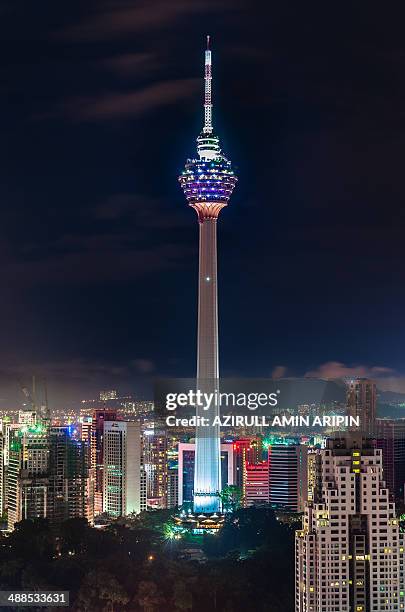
[194,216,221,512]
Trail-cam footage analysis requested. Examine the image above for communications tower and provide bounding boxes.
[179,37,237,513]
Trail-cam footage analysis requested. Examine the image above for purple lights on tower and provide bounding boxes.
[179,159,237,222]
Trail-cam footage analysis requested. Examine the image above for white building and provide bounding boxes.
[296,435,405,612]
[103,421,141,517]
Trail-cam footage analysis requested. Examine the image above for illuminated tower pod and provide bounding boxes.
[179,37,237,513]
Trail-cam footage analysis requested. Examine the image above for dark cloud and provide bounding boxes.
[93,193,189,228]
[57,0,239,41]
[305,362,395,380]
[101,52,158,78]
[131,359,156,374]
[0,190,192,288]
[57,78,199,121]
[304,362,405,394]
[272,366,287,379]
[1,237,191,287]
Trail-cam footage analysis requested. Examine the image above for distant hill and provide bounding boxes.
[377,389,405,419]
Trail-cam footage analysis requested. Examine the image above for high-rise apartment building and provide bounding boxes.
[295,435,405,612]
[7,423,50,531]
[0,429,4,516]
[80,416,94,522]
[140,462,147,513]
[232,438,264,505]
[245,460,269,507]
[346,378,377,434]
[3,422,22,469]
[80,416,92,448]
[48,426,88,523]
[233,439,250,500]
[143,430,168,508]
[376,418,405,502]
[167,467,179,509]
[268,443,308,512]
[91,408,117,515]
[103,421,141,517]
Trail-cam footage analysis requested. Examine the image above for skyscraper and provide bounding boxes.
[346,377,376,434]
[167,467,179,509]
[0,427,4,516]
[232,438,265,506]
[376,418,405,502]
[103,421,141,517]
[179,37,237,513]
[48,426,88,523]
[79,416,94,522]
[7,422,50,531]
[91,408,117,514]
[296,435,405,612]
[268,441,308,512]
[245,460,270,507]
[143,430,168,508]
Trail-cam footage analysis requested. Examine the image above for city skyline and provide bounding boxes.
[1,3,405,406]
[3,5,405,611]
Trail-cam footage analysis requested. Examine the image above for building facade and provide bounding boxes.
[376,418,405,502]
[167,467,179,509]
[296,435,405,612]
[346,378,377,435]
[268,443,308,512]
[103,421,141,517]
[7,423,50,531]
[48,426,88,523]
[245,460,269,507]
[91,408,117,515]
[143,430,168,508]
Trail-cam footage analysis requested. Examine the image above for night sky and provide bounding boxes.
[1,0,405,406]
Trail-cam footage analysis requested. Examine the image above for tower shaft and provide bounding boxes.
[194,218,221,512]
[197,220,218,381]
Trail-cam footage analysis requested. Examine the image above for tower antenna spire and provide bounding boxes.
[203,35,213,134]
